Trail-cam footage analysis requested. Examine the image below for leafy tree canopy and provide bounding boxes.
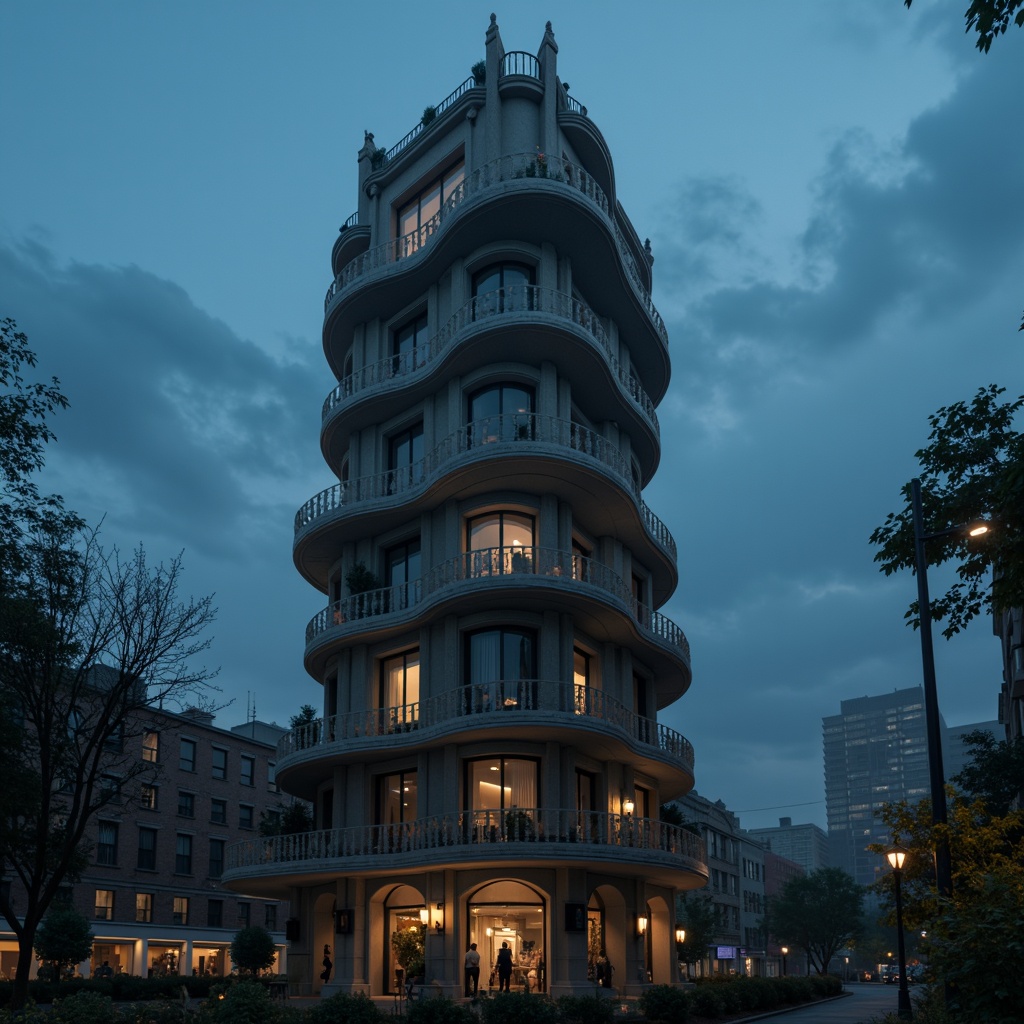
[230,925,278,976]
[768,867,864,975]
[905,0,1024,52]
[259,800,314,837]
[289,704,319,729]
[869,385,1024,638]
[951,729,1024,817]
[675,891,716,967]
[33,903,93,977]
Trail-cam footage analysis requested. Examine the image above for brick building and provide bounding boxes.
[0,708,291,980]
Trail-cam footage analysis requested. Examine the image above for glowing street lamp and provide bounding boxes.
[886,844,913,1021]
[780,946,788,977]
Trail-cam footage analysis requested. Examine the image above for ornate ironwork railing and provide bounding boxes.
[225,808,706,876]
[277,680,694,772]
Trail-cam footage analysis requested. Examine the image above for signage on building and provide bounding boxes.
[716,946,737,959]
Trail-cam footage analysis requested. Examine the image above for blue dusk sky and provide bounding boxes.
[2,2,1021,831]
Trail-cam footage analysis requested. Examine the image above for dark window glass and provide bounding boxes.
[239,805,254,830]
[468,384,534,445]
[238,903,251,928]
[471,262,534,318]
[207,899,223,928]
[387,423,425,490]
[209,839,225,878]
[137,827,157,870]
[265,904,278,931]
[210,798,227,824]
[97,822,118,866]
[136,893,153,923]
[378,769,418,826]
[175,833,193,874]
[240,755,255,787]
[179,739,196,772]
[392,313,428,374]
[211,748,227,780]
[177,791,195,818]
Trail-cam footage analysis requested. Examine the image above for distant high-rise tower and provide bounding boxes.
[224,17,706,997]
[823,687,935,887]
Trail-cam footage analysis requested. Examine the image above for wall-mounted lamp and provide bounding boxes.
[623,798,635,816]
[433,902,446,935]
[636,915,648,937]
[675,927,686,945]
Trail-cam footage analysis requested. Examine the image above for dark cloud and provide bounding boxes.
[0,240,327,561]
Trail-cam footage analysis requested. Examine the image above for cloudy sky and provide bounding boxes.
[2,1,1021,832]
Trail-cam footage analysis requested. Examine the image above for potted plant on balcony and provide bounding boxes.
[504,809,535,842]
[421,105,437,127]
[472,60,486,85]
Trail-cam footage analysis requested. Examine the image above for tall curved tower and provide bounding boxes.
[225,17,707,998]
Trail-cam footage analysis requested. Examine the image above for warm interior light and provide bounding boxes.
[637,915,648,936]
[675,927,686,944]
[623,798,635,816]
[886,845,909,872]
[419,908,429,925]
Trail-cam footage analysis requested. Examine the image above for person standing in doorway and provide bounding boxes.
[495,941,513,992]
[464,942,481,997]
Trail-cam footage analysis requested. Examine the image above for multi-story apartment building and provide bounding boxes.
[0,708,289,980]
[671,792,741,976]
[995,606,1023,808]
[222,17,706,999]
[745,817,829,875]
[737,835,766,978]
[761,851,805,977]
[823,687,935,887]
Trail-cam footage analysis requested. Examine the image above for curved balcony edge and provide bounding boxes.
[224,810,708,885]
[276,681,695,776]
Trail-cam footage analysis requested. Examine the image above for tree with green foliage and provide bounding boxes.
[289,704,318,729]
[951,729,1024,816]
[230,926,278,976]
[869,385,1023,638]
[391,927,425,982]
[675,891,716,973]
[904,0,1024,52]
[259,799,314,837]
[33,902,93,980]
[1,319,219,1012]
[872,793,1024,1022]
[767,868,864,975]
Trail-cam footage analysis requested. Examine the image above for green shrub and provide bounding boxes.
[303,990,387,1024]
[557,992,617,1024]
[407,996,477,1024]
[479,992,559,1024]
[638,984,688,1023]
[197,980,283,1024]
[689,985,724,1019]
[49,990,122,1024]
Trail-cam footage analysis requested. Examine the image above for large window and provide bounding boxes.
[179,738,196,773]
[240,755,255,787]
[397,161,465,254]
[141,783,158,811]
[466,757,539,839]
[211,747,227,780]
[172,897,189,926]
[211,798,227,825]
[142,730,159,763]
[177,791,195,818]
[378,770,418,826]
[471,262,534,317]
[467,511,535,575]
[207,899,223,928]
[388,422,424,491]
[175,834,193,875]
[96,822,118,866]
[465,628,537,712]
[136,893,153,924]
[392,312,428,375]
[209,839,225,879]
[468,383,534,446]
[95,889,114,921]
[137,827,157,870]
[381,650,420,727]
[385,539,421,612]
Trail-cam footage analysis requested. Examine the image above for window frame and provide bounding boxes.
[179,737,197,773]
[137,826,158,871]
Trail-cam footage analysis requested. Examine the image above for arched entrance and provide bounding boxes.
[373,883,427,995]
[588,884,627,989]
[313,893,336,994]
[466,880,546,992]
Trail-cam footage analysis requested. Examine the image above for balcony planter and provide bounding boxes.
[421,106,437,127]
[505,810,536,842]
[472,61,486,85]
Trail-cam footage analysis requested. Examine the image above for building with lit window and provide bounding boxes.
[223,17,706,999]
[745,817,828,875]
[0,708,289,980]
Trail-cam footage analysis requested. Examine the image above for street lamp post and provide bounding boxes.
[780,946,788,977]
[910,478,990,901]
[887,845,913,1021]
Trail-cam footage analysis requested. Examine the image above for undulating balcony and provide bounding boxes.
[321,284,659,472]
[325,152,668,367]
[274,680,694,799]
[301,545,691,696]
[223,809,708,896]
[295,414,677,600]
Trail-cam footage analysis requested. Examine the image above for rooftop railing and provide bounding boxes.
[225,808,706,877]
[322,284,659,440]
[296,414,676,563]
[328,152,667,347]
[303,544,691,665]
[276,680,694,772]
[501,51,541,79]
[381,76,478,166]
